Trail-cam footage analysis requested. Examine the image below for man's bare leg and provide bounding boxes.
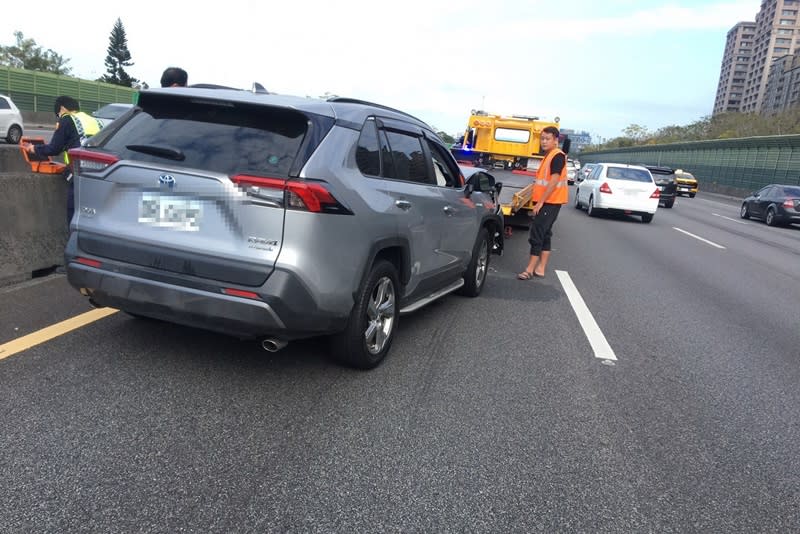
[534,250,550,276]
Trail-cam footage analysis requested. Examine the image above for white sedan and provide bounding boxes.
[574,163,661,223]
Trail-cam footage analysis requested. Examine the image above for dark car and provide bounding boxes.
[740,184,800,226]
[643,165,677,208]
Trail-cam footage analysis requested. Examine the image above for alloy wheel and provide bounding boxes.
[364,277,395,355]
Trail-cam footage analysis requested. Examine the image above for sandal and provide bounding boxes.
[533,272,545,278]
[517,271,534,280]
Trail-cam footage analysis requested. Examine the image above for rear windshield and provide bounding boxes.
[99,96,308,176]
[782,186,800,196]
[606,167,652,182]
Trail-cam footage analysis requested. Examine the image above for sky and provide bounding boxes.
[2,0,760,141]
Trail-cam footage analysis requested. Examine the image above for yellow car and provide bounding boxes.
[675,169,698,198]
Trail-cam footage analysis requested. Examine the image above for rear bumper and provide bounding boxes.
[595,196,658,214]
[65,237,349,340]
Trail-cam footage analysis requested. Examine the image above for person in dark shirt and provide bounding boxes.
[518,126,569,280]
[22,95,103,225]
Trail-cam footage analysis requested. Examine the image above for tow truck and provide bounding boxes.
[451,110,569,235]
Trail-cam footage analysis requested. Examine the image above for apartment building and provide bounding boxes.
[762,52,800,112]
[740,0,800,113]
[714,22,756,114]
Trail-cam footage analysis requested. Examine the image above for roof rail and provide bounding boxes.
[188,83,240,90]
[327,97,426,125]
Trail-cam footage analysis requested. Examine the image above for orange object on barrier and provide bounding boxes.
[19,136,67,174]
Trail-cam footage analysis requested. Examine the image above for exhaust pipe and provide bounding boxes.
[262,337,288,352]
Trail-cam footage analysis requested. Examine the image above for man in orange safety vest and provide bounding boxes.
[518,126,568,280]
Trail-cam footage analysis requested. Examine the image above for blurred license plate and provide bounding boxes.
[139,193,202,231]
[679,186,689,191]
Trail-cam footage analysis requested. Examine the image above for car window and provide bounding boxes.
[356,119,381,177]
[782,186,800,196]
[606,167,653,182]
[757,186,773,197]
[99,97,307,177]
[383,130,431,185]
[0,97,10,110]
[425,139,459,187]
[589,166,602,180]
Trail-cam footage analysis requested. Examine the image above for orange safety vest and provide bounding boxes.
[531,148,568,204]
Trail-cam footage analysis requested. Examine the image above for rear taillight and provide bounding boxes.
[75,257,102,268]
[599,182,612,194]
[68,148,119,174]
[783,199,797,209]
[222,288,261,300]
[231,175,352,214]
[650,188,661,199]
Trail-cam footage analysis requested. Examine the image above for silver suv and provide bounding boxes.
[65,88,504,368]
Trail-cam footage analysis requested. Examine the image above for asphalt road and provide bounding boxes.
[1,186,799,533]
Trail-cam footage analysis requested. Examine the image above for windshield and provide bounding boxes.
[606,167,653,182]
[99,97,308,177]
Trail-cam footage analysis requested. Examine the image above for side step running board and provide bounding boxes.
[399,279,464,315]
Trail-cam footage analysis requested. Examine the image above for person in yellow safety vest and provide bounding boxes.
[23,95,103,225]
[517,126,568,280]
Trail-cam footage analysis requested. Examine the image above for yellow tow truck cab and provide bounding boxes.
[451,110,561,171]
[674,169,698,197]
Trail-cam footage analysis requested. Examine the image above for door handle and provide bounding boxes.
[395,200,412,210]
[443,206,456,215]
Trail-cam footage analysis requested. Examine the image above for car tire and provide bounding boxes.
[331,260,399,369]
[740,203,750,219]
[663,199,674,209]
[689,193,696,198]
[642,213,654,223]
[574,192,582,209]
[6,124,22,144]
[765,207,779,226]
[587,195,598,217]
[458,228,490,298]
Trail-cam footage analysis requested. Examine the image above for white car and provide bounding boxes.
[574,163,660,223]
[91,103,134,126]
[0,94,24,144]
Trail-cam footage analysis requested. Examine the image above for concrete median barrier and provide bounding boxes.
[1,147,68,286]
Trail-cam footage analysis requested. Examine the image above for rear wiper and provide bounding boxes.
[126,144,186,161]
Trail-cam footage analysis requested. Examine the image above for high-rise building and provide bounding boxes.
[762,52,800,112]
[714,22,756,114]
[740,0,800,113]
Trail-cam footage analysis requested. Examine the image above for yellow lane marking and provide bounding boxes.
[0,308,119,361]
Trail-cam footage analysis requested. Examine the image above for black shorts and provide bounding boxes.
[528,203,561,255]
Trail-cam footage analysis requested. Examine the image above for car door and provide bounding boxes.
[423,135,477,272]
[579,164,601,204]
[373,119,455,294]
[751,186,773,218]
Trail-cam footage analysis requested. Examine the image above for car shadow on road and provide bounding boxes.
[107,313,337,373]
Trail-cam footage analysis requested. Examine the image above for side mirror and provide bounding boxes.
[494,181,503,195]
[562,136,572,155]
[464,182,475,197]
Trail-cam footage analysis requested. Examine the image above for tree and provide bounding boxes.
[622,123,650,142]
[0,31,71,74]
[99,18,137,87]
[436,130,455,144]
